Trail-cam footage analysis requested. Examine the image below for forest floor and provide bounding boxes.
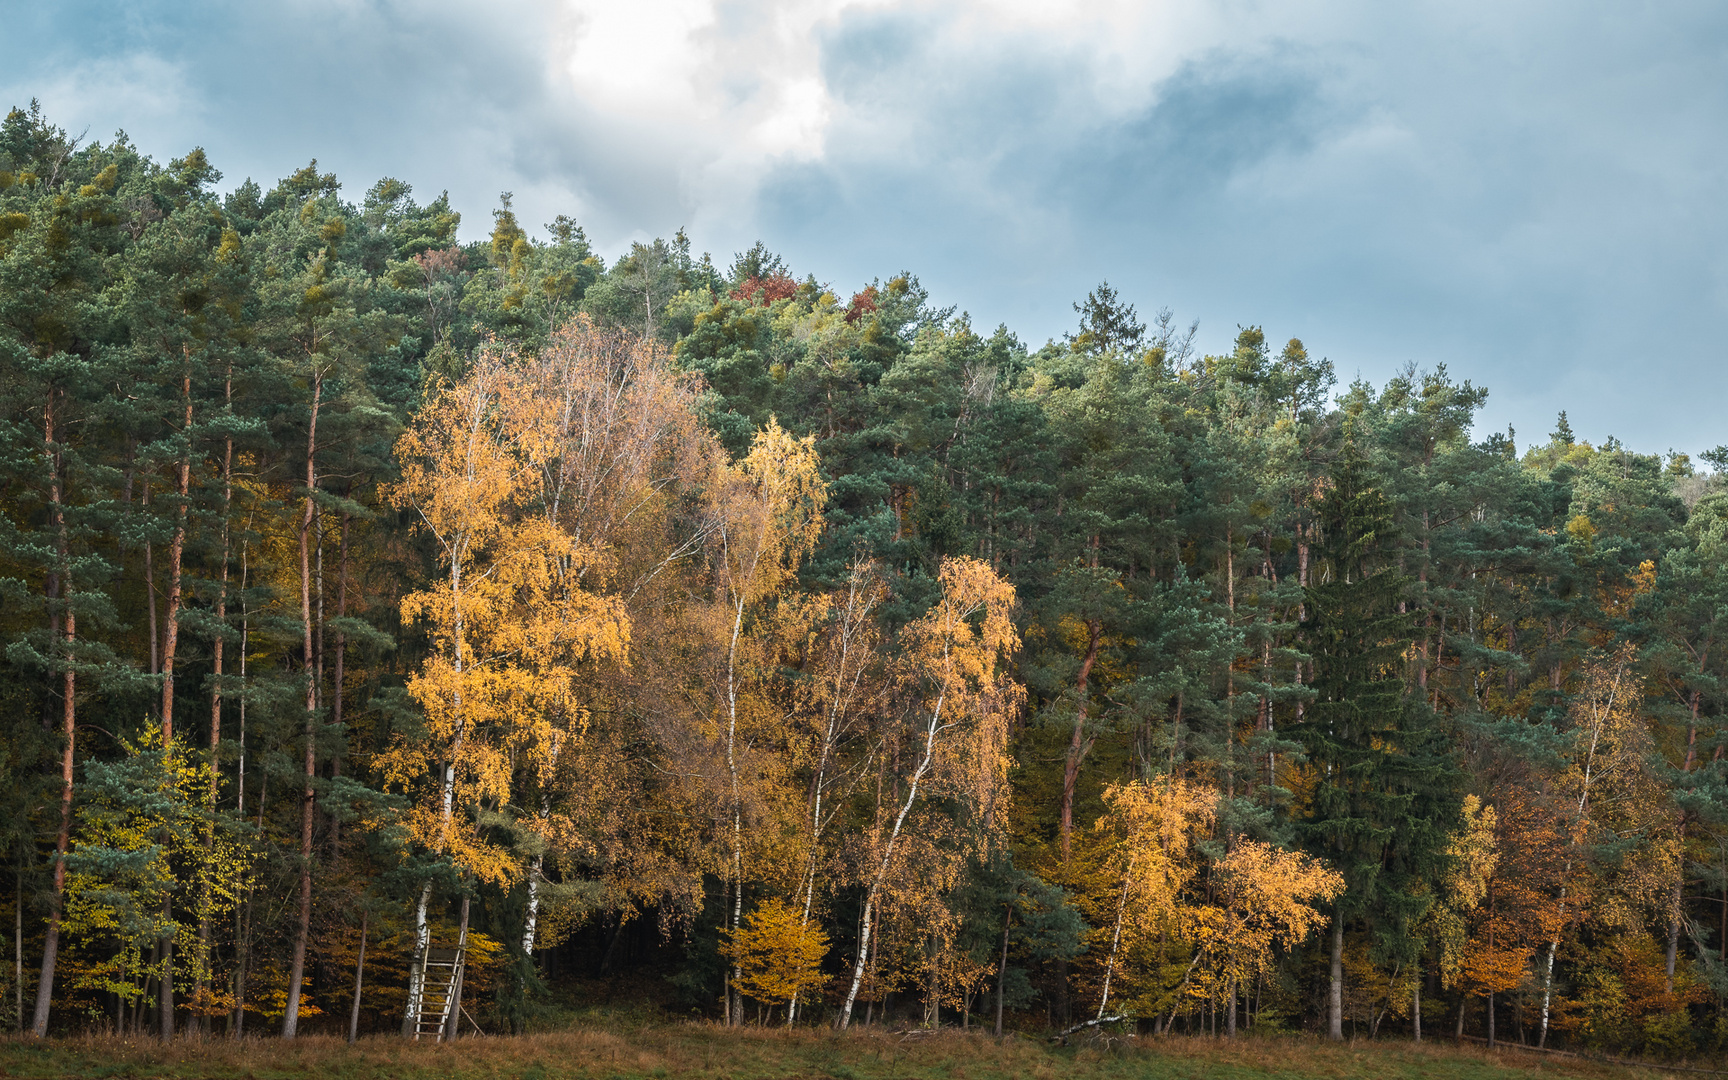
[0,1024,1684,1080]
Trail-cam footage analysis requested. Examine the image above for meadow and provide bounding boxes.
[0,1026,1682,1080]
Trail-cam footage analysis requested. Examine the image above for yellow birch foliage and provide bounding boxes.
[1083,776,1215,1015]
[701,419,826,901]
[1092,778,1216,936]
[853,558,1021,1016]
[1427,793,1499,990]
[719,897,830,1010]
[1563,645,1680,934]
[1183,841,1344,999]
[894,556,1022,827]
[386,330,653,886]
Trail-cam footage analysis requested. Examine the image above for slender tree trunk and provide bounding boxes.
[144,482,159,676]
[523,859,540,956]
[1665,882,1683,994]
[838,677,949,1029]
[197,380,233,1034]
[442,895,470,1042]
[14,863,21,1034]
[1328,909,1343,1041]
[161,365,192,743]
[407,525,466,1036]
[1537,934,1557,1046]
[236,545,249,818]
[156,374,188,1039]
[719,877,732,1028]
[284,372,322,1038]
[158,896,174,1041]
[1412,973,1421,1042]
[230,546,252,1039]
[723,591,748,1027]
[32,394,74,1040]
[995,908,1010,1037]
[403,881,433,1036]
[235,753,266,1038]
[329,508,349,850]
[1096,864,1131,1021]
[348,909,367,1043]
[1059,622,1102,864]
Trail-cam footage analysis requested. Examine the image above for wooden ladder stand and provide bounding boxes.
[410,941,467,1041]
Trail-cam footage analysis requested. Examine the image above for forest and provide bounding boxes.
[0,98,1725,1058]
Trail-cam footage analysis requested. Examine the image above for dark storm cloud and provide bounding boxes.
[749,2,1728,453]
[5,0,1727,453]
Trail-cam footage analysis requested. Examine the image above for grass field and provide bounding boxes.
[0,1025,1681,1080]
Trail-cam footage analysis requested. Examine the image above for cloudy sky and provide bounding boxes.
[5,0,1726,455]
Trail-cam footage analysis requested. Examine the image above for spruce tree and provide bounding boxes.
[1292,436,1457,1039]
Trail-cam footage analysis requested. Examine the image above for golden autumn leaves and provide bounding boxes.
[380,318,1031,1024]
[1084,777,1342,1024]
[379,318,1357,1027]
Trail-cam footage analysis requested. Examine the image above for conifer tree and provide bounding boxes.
[1292,435,1457,1039]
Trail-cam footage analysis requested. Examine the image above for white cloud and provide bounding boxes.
[540,0,1344,241]
[3,50,200,153]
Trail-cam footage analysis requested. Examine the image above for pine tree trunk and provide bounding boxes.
[1059,622,1101,864]
[284,372,322,1038]
[144,482,159,676]
[154,374,190,1039]
[198,390,233,1035]
[995,908,1009,1037]
[1412,974,1421,1042]
[1328,910,1343,1041]
[161,365,192,744]
[31,393,75,1040]
[329,508,349,850]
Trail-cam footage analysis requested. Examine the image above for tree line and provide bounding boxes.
[2,100,1725,1055]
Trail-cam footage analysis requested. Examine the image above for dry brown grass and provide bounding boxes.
[0,1024,1682,1080]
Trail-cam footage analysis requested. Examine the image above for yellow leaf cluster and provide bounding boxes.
[719,898,830,1007]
